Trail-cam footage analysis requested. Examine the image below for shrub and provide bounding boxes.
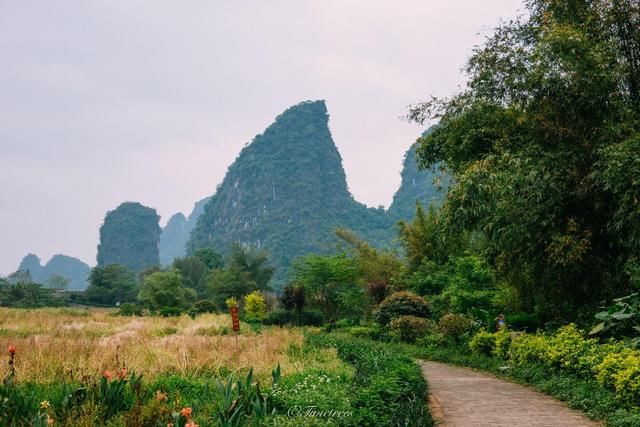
[437,314,475,342]
[494,330,512,359]
[187,299,217,318]
[546,324,600,377]
[512,333,549,365]
[158,307,182,317]
[244,291,267,320]
[389,316,430,343]
[117,303,142,316]
[470,331,496,356]
[263,309,292,326]
[263,309,323,326]
[304,334,432,426]
[611,352,640,405]
[595,347,634,389]
[376,291,429,326]
[297,310,324,326]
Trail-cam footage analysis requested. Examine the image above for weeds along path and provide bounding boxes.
[422,361,599,427]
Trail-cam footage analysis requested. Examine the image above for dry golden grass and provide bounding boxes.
[0,308,330,383]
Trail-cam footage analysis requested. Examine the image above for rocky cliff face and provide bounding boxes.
[159,101,445,286]
[187,100,392,285]
[97,202,161,273]
[159,196,211,266]
[387,142,449,220]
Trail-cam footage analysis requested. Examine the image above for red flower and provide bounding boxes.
[103,370,113,380]
[8,345,16,355]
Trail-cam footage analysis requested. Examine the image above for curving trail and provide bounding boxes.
[422,361,600,427]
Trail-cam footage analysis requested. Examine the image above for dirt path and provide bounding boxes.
[422,361,600,427]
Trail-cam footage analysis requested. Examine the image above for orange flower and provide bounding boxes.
[116,368,127,380]
[180,407,193,418]
[8,345,16,355]
[167,424,173,427]
[185,421,198,427]
[46,415,55,425]
[155,390,168,401]
[103,370,113,381]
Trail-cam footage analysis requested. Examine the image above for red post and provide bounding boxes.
[230,306,240,347]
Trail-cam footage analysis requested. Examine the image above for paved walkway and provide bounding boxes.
[422,361,600,427]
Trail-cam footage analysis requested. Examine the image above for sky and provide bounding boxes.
[0,0,523,275]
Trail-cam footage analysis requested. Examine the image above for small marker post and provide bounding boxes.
[231,306,240,348]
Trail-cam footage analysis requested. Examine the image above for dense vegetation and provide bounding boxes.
[408,0,640,319]
[0,278,65,308]
[97,202,161,274]
[4,0,640,424]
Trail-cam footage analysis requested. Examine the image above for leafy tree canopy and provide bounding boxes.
[408,0,640,316]
[138,270,195,311]
[85,264,137,306]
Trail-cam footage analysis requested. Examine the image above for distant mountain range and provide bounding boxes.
[16,253,90,291]
[11,100,447,290]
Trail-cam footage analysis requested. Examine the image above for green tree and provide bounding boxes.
[398,203,451,271]
[229,244,275,291]
[335,228,405,290]
[172,256,210,298]
[46,274,69,290]
[408,0,640,316]
[280,284,305,312]
[195,248,224,270]
[292,253,361,319]
[244,291,267,320]
[85,265,137,305]
[208,268,256,310]
[138,270,194,311]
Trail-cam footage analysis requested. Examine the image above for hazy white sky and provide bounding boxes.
[0,0,523,275]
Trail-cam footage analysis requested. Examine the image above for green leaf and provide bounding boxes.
[589,322,605,335]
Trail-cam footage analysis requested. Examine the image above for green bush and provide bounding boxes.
[244,291,267,320]
[594,346,633,389]
[187,299,217,318]
[437,313,475,343]
[158,307,182,317]
[263,309,292,326]
[593,347,640,405]
[510,333,550,367]
[304,333,432,426]
[263,309,324,326]
[298,310,324,326]
[117,303,142,316]
[494,330,512,359]
[376,291,430,326]
[545,324,601,377]
[389,315,430,343]
[469,330,496,356]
